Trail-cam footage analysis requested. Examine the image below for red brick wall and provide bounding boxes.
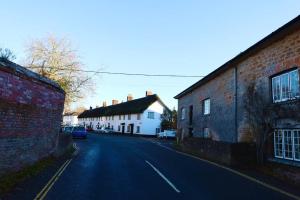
[0,61,65,176]
[236,29,300,142]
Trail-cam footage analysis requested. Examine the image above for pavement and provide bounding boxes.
[3,133,299,200]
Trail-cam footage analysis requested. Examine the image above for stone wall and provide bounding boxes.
[178,68,236,142]
[0,60,65,176]
[177,26,300,144]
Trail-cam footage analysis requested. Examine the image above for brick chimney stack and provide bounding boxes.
[146,90,153,96]
[127,94,133,101]
[89,106,92,110]
[102,101,107,107]
[112,99,119,105]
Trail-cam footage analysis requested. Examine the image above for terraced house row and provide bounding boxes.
[78,91,170,136]
[175,15,300,165]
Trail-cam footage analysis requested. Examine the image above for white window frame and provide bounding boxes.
[203,98,210,115]
[148,112,154,119]
[181,108,186,120]
[274,129,300,162]
[272,69,300,103]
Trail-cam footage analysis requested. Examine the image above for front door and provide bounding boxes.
[130,124,134,134]
[121,125,125,134]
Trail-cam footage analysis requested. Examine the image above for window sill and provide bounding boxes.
[273,98,300,105]
[268,157,300,167]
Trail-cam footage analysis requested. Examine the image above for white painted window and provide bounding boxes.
[148,112,154,119]
[274,129,300,161]
[128,114,131,120]
[203,128,210,138]
[119,115,121,120]
[203,99,210,115]
[112,116,114,120]
[137,114,141,120]
[136,126,140,133]
[272,69,300,103]
[181,108,186,120]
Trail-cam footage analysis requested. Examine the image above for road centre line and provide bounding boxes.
[145,160,180,193]
[145,139,300,200]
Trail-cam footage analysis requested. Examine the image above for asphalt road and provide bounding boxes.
[41,134,292,200]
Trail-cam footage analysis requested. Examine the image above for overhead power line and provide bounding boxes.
[27,66,204,78]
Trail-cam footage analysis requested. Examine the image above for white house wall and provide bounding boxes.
[141,101,164,135]
[78,100,165,136]
[63,115,78,125]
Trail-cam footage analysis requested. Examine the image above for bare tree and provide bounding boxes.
[24,35,94,110]
[244,82,300,164]
[0,48,16,61]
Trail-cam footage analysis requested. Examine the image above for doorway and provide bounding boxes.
[121,123,125,134]
[129,124,134,134]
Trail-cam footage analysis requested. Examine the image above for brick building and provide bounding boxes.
[0,59,65,176]
[175,15,300,165]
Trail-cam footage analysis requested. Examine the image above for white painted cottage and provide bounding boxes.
[78,92,170,136]
[63,112,79,126]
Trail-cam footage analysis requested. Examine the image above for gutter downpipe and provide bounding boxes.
[234,66,238,143]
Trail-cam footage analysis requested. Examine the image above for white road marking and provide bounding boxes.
[145,139,300,200]
[145,160,180,193]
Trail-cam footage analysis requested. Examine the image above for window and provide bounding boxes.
[123,115,125,120]
[181,108,186,120]
[128,114,131,120]
[272,69,300,103]
[118,125,120,131]
[119,115,121,120]
[274,129,300,161]
[203,128,210,138]
[112,116,114,120]
[136,126,140,133]
[148,112,154,119]
[203,99,210,115]
[156,128,160,134]
[137,114,141,120]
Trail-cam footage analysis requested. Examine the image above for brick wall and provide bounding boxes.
[178,19,300,165]
[0,60,65,176]
[236,29,300,141]
[178,26,300,145]
[178,68,236,142]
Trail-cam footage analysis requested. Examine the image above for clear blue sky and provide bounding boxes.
[1,1,300,110]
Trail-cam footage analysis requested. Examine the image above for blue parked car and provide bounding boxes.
[71,126,87,139]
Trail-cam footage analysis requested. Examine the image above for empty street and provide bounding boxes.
[29,134,294,200]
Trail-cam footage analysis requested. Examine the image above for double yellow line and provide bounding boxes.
[34,159,72,200]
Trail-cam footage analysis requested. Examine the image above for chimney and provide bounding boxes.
[146,90,153,96]
[112,99,119,105]
[102,101,107,107]
[127,94,133,101]
[89,106,92,110]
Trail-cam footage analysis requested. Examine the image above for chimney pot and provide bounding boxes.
[112,99,119,105]
[90,106,92,110]
[127,94,133,101]
[146,90,153,96]
[102,101,107,107]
